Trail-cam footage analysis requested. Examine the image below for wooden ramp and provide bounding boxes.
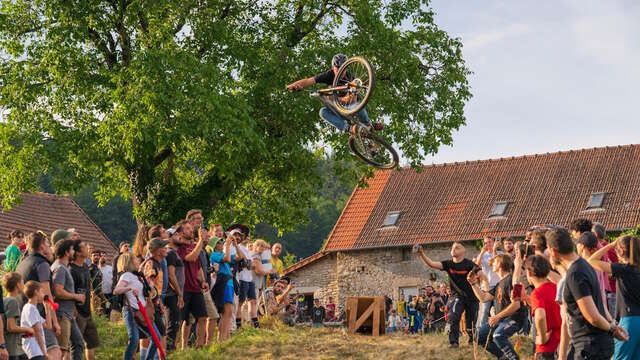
[346,296,386,336]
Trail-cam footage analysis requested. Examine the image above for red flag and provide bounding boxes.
[136,296,165,360]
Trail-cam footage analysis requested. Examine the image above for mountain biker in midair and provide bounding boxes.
[286,54,384,135]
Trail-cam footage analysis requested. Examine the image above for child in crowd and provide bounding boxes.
[20,281,52,360]
[3,272,33,360]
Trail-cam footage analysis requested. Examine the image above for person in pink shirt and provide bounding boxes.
[593,222,618,316]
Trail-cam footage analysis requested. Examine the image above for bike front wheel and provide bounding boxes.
[333,56,374,116]
[349,131,399,169]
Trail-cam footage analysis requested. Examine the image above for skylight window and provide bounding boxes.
[489,201,508,217]
[587,193,605,209]
[382,211,401,227]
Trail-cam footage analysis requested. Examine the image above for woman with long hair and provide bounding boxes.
[132,225,151,262]
[588,235,640,360]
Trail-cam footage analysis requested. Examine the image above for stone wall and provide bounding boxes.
[288,242,480,312]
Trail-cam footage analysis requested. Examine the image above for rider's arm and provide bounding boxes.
[287,77,316,91]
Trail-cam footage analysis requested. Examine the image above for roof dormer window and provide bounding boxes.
[489,201,508,217]
[587,192,605,209]
[382,211,401,227]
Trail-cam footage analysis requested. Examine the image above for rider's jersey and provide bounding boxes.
[314,70,336,85]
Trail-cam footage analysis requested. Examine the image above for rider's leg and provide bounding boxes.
[355,108,372,126]
[319,107,349,132]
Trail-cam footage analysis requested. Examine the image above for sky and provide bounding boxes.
[424,0,640,164]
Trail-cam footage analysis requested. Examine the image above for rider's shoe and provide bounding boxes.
[372,122,384,131]
[349,124,360,136]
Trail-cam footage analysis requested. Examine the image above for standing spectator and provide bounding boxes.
[164,227,186,351]
[175,220,208,349]
[576,232,613,322]
[417,243,479,347]
[474,236,500,329]
[438,283,449,305]
[386,309,402,333]
[210,236,244,341]
[325,297,336,322]
[311,298,326,328]
[523,255,561,360]
[88,250,102,315]
[132,225,151,263]
[429,288,446,332]
[569,218,592,241]
[20,281,52,360]
[98,252,113,318]
[251,239,272,327]
[397,292,407,319]
[4,230,24,273]
[51,240,84,360]
[495,237,516,259]
[140,238,168,359]
[16,231,62,360]
[269,243,284,287]
[588,235,640,360]
[69,240,99,360]
[110,241,130,316]
[547,228,626,360]
[592,222,618,317]
[233,229,254,329]
[113,253,159,360]
[4,272,33,360]
[469,254,524,360]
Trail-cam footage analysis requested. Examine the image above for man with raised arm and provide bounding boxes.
[416,242,479,347]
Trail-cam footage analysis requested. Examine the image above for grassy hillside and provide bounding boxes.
[95,316,533,360]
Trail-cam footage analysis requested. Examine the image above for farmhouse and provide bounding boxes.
[0,193,118,258]
[284,144,640,311]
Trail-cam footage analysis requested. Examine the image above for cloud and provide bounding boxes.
[463,23,532,52]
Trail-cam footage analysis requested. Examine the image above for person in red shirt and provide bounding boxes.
[524,255,561,360]
[325,296,336,322]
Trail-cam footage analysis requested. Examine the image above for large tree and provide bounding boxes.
[0,0,471,229]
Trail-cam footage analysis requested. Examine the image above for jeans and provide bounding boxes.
[614,316,640,360]
[477,319,522,360]
[163,295,181,351]
[70,318,85,360]
[123,307,139,360]
[606,292,616,320]
[478,300,493,329]
[569,335,614,360]
[319,106,371,132]
[161,259,168,300]
[447,297,479,345]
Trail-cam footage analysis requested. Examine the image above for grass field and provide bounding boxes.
[95,316,534,359]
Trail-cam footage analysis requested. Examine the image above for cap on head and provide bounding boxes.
[148,238,169,252]
[51,229,72,244]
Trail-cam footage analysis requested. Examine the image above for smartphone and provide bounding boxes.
[511,283,523,299]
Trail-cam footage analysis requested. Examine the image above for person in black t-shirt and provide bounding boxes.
[587,235,640,359]
[468,254,524,359]
[546,228,627,360]
[286,54,383,135]
[417,242,479,347]
[311,299,326,328]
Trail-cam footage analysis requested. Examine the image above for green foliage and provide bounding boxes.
[283,251,297,268]
[0,0,471,233]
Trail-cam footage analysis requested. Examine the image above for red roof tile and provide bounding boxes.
[322,170,391,251]
[0,193,118,258]
[324,144,640,251]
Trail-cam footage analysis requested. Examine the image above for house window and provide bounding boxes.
[587,192,605,209]
[382,211,401,227]
[489,201,508,217]
[402,248,411,261]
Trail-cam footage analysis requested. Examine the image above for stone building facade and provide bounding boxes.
[288,242,480,311]
[284,145,640,313]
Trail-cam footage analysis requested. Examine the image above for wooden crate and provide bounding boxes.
[345,296,386,336]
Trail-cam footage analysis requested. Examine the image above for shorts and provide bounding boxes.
[238,280,256,302]
[224,281,235,305]
[44,328,59,351]
[182,291,207,320]
[76,314,100,349]
[56,316,71,351]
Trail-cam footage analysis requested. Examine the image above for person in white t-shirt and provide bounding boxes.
[232,229,254,329]
[473,236,500,329]
[21,281,53,360]
[251,239,273,326]
[98,253,113,318]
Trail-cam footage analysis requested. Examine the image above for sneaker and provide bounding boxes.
[372,122,384,131]
[449,343,459,348]
[349,124,360,136]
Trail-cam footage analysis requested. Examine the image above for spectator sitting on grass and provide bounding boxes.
[266,279,295,326]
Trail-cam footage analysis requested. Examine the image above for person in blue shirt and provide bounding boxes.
[210,233,244,342]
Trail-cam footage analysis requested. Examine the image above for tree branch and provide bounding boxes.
[328,2,354,17]
[153,147,172,167]
[88,28,116,69]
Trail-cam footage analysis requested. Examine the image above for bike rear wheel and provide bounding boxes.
[349,131,399,169]
[332,57,374,116]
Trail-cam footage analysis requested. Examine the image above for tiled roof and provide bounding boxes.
[324,144,640,251]
[0,193,118,258]
[283,251,329,276]
[322,170,391,251]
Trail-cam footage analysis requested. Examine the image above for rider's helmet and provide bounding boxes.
[331,53,348,69]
